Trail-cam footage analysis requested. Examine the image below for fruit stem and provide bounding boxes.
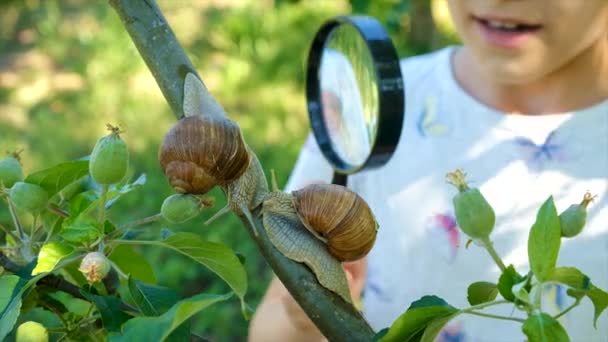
[553,297,581,320]
[481,237,506,272]
[0,222,19,242]
[533,281,543,310]
[98,184,109,231]
[116,213,163,232]
[6,197,26,240]
[464,310,525,323]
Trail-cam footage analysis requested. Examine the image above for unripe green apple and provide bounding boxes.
[447,169,495,240]
[89,125,129,185]
[161,194,203,223]
[9,182,48,214]
[0,154,23,188]
[560,192,595,238]
[15,321,48,342]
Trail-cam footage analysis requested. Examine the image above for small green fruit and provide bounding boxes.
[559,192,594,238]
[161,194,208,223]
[10,182,48,214]
[0,153,23,188]
[89,124,129,185]
[78,252,111,283]
[447,169,495,240]
[16,321,48,342]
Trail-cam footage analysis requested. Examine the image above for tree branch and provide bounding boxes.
[108,0,374,340]
[0,252,137,313]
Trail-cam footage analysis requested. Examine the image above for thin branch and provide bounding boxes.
[7,198,25,240]
[481,237,507,272]
[0,222,19,242]
[464,310,526,323]
[108,1,374,340]
[120,213,162,230]
[553,298,581,320]
[0,252,138,313]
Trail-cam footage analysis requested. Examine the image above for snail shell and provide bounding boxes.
[158,115,250,194]
[292,184,378,262]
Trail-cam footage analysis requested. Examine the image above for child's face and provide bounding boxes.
[447,0,608,84]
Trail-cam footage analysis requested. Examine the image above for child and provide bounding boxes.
[249,0,608,341]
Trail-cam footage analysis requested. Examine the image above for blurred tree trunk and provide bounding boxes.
[408,0,439,51]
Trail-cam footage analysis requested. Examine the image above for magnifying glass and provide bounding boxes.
[306,16,404,186]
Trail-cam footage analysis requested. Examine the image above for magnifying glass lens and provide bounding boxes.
[320,24,378,168]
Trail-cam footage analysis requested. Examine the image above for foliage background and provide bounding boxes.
[0,0,457,340]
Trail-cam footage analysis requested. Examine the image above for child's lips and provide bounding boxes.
[472,16,542,49]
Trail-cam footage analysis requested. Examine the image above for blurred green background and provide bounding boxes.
[0,0,457,340]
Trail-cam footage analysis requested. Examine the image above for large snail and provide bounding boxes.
[261,183,378,302]
[158,114,250,195]
[290,183,377,262]
[158,74,268,230]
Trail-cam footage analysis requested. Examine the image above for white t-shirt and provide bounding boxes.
[285,46,608,342]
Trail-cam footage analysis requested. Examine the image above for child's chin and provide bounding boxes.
[475,51,549,84]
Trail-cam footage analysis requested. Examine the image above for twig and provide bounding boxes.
[481,237,507,272]
[553,298,581,320]
[6,198,25,240]
[0,251,138,313]
[108,1,374,340]
[0,222,19,242]
[120,213,162,230]
[464,310,525,323]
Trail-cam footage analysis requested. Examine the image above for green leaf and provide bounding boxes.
[512,279,532,305]
[498,265,525,302]
[31,242,75,275]
[25,160,89,197]
[0,275,24,341]
[522,312,570,342]
[528,196,561,281]
[547,267,608,327]
[108,292,232,342]
[108,245,156,284]
[128,277,180,316]
[585,287,608,327]
[547,267,590,290]
[373,328,389,341]
[379,295,459,342]
[567,286,608,327]
[60,215,101,244]
[69,190,98,216]
[420,314,459,342]
[80,291,131,332]
[40,210,64,238]
[467,281,498,305]
[118,232,247,307]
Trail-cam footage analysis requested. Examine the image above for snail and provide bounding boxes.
[264,182,378,262]
[261,182,378,302]
[158,73,268,230]
[158,114,250,194]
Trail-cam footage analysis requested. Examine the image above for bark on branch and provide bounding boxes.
[108,0,375,341]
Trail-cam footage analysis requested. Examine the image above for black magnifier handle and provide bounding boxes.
[331,172,348,186]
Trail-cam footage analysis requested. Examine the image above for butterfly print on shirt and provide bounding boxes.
[513,130,566,171]
[417,96,449,137]
[427,213,460,263]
